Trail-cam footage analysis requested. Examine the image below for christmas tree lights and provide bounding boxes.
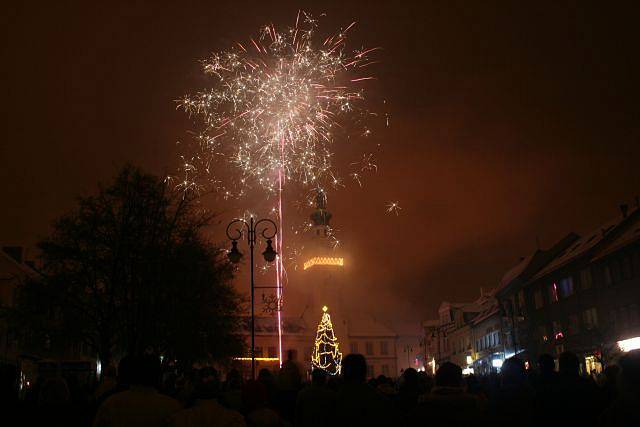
[311,306,342,375]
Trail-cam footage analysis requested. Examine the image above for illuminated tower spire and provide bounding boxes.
[310,190,332,242]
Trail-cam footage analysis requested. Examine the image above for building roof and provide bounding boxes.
[529,205,639,282]
[347,314,396,337]
[591,209,640,261]
[0,247,40,281]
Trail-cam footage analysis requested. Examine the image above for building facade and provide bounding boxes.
[520,204,640,372]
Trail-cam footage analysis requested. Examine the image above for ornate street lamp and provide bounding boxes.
[226,217,278,379]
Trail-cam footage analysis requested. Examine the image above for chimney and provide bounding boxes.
[2,246,24,264]
[620,204,629,218]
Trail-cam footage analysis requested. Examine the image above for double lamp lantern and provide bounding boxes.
[226,217,278,379]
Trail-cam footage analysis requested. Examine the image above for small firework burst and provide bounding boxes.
[386,201,401,215]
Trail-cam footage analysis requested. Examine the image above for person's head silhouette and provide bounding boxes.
[435,362,462,388]
[130,354,161,387]
[559,351,580,377]
[538,354,555,375]
[311,368,327,386]
[342,354,367,383]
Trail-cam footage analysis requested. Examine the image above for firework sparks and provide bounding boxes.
[386,201,401,215]
[177,11,379,196]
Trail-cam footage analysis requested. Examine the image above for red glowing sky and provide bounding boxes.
[3,1,640,332]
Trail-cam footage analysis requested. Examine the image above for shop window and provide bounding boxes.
[580,267,593,290]
[585,355,603,375]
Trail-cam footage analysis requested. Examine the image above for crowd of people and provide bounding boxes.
[2,349,639,426]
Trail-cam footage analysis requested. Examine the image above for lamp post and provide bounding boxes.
[226,217,278,379]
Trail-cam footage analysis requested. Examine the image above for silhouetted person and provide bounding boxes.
[276,355,302,423]
[93,354,181,427]
[169,367,245,427]
[34,376,77,425]
[242,379,282,427]
[533,353,560,424]
[410,361,483,427]
[397,367,421,414]
[295,369,336,427]
[489,357,533,426]
[221,369,244,412]
[335,353,395,426]
[601,365,620,406]
[556,351,599,427]
[257,368,277,409]
[600,350,640,427]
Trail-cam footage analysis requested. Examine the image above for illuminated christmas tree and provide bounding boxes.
[311,306,342,375]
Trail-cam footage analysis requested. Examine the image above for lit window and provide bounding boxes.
[558,277,574,298]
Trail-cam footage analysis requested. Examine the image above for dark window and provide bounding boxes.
[612,259,622,284]
[580,268,593,290]
[583,308,598,330]
[568,314,580,335]
[350,342,358,354]
[534,289,544,309]
[610,310,618,332]
[603,265,613,286]
[629,304,639,326]
[622,256,633,280]
[255,347,263,357]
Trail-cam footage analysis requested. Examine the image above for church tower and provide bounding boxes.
[303,190,345,337]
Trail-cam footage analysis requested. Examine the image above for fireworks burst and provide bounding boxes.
[386,201,401,215]
[177,11,379,198]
